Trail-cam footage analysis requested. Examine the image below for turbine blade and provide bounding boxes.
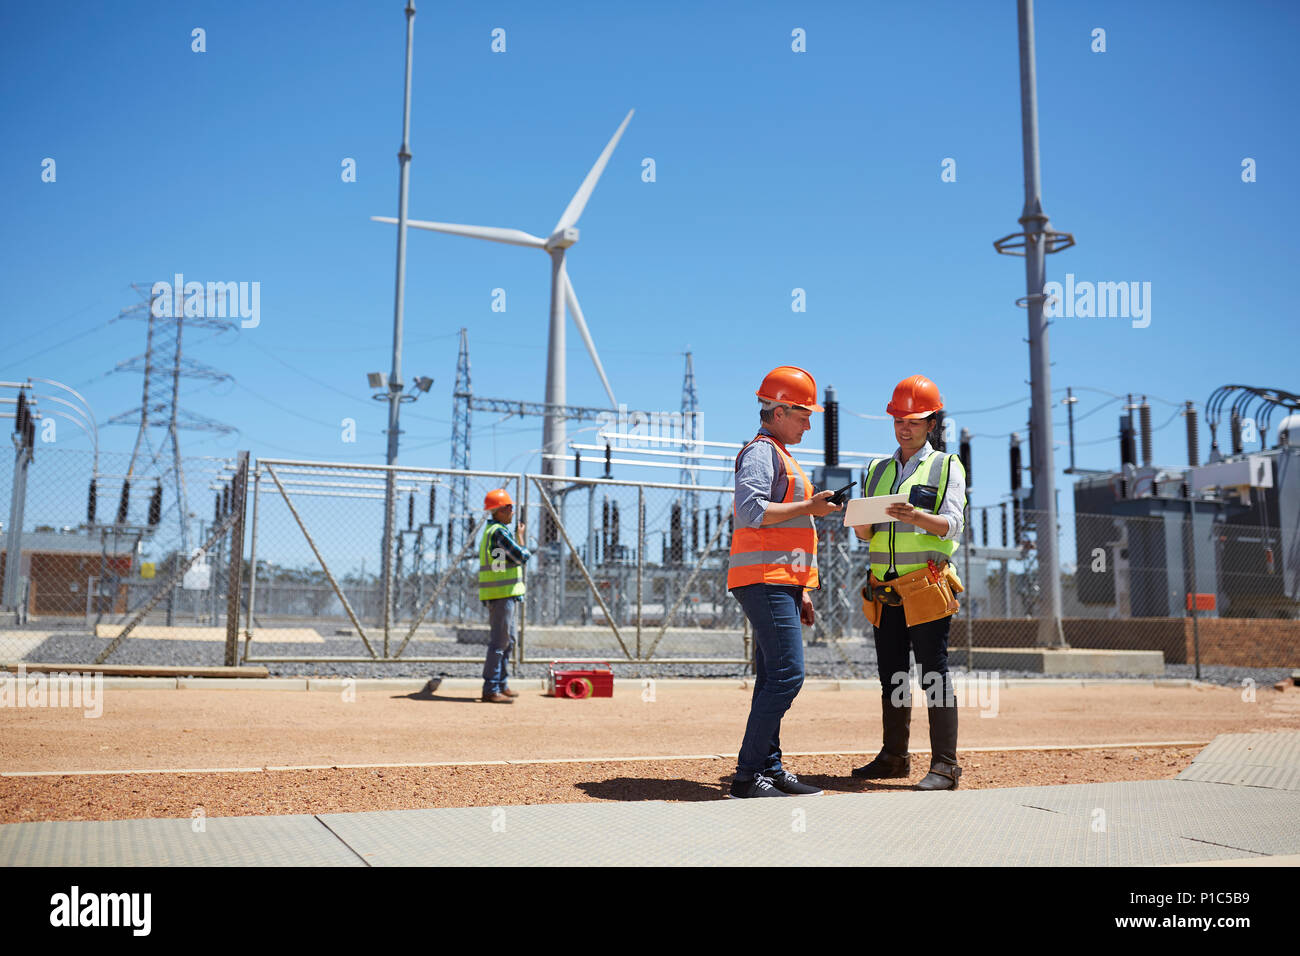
[563,267,617,408]
[553,109,635,233]
[370,216,546,249]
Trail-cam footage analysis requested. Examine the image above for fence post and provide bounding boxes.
[1187,497,1201,681]
[381,468,396,657]
[243,464,261,660]
[636,484,644,659]
[964,499,973,670]
[224,451,249,667]
[518,473,527,667]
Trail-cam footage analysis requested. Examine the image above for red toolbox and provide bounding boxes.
[546,660,614,699]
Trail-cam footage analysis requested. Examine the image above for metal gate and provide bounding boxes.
[241,458,521,664]
[521,473,749,665]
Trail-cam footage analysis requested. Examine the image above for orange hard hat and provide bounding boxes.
[483,489,513,511]
[886,375,944,419]
[756,365,823,413]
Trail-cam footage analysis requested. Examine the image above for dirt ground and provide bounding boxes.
[2,681,1297,823]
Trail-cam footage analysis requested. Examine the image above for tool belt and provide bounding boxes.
[860,560,963,628]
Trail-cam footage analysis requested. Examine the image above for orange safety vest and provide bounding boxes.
[727,434,820,591]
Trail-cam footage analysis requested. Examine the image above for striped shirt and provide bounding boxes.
[733,427,791,529]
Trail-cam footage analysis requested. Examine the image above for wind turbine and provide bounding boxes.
[373,108,633,477]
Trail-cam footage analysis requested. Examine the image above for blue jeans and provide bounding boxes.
[734,584,806,778]
[482,598,516,695]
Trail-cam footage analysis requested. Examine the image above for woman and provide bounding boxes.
[851,374,968,790]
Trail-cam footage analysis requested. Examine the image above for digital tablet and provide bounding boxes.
[842,493,908,527]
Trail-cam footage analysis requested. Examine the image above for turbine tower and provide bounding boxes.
[373,109,633,475]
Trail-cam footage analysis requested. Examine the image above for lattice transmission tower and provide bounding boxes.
[448,327,473,556]
[680,350,699,525]
[106,282,236,554]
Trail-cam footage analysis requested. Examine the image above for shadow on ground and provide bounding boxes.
[798,774,916,793]
[394,681,481,704]
[576,777,728,801]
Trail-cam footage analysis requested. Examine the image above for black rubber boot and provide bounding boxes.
[916,700,961,790]
[851,698,912,778]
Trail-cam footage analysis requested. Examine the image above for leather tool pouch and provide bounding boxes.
[944,563,965,594]
[860,584,883,628]
[893,565,960,627]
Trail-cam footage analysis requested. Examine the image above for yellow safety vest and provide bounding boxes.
[865,451,964,579]
[478,521,526,600]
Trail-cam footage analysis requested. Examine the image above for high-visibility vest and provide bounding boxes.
[478,521,526,601]
[727,434,820,590]
[865,450,965,579]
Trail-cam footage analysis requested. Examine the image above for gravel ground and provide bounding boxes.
[0,745,1203,824]
[7,675,1297,824]
[16,631,1295,687]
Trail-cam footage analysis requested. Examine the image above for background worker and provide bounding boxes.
[477,488,530,704]
[852,375,968,790]
[726,366,842,798]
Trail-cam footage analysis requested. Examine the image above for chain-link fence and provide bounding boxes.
[0,446,243,664]
[522,474,745,663]
[240,459,521,663]
[948,505,1299,681]
[4,448,1296,680]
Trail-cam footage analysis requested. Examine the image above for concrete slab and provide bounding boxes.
[306,678,430,693]
[0,633,50,660]
[4,663,269,679]
[175,678,307,691]
[514,625,745,656]
[92,625,324,643]
[101,678,179,690]
[950,647,1164,675]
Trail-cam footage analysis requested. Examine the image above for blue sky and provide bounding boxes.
[3,0,1297,521]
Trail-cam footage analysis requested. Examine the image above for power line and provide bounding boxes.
[244,339,450,425]
[231,381,350,429]
[246,340,382,408]
[1075,406,1183,446]
[252,329,461,354]
[948,396,1032,415]
[2,297,115,355]
[0,318,117,374]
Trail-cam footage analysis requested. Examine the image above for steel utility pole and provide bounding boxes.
[994,0,1074,647]
[3,387,35,616]
[381,0,417,651]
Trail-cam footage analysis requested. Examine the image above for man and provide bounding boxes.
[852,374,968,790]
[477,488,530,703]
[727,365,842,798]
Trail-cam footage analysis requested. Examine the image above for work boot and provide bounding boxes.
[851,698,912,778]
[916,701,961,790]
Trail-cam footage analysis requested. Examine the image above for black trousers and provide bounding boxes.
[872,602,955,707]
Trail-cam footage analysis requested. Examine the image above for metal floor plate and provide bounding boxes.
[971,779,1299,858]
[1177,731,1300,791]
[0,814,365,867]
[316,785,1271,867]
[4,732,1297,866]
